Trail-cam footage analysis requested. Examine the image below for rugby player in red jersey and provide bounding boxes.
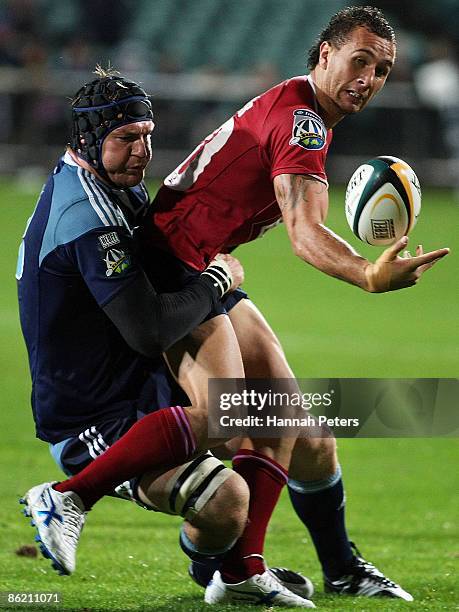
[140,5,448,603]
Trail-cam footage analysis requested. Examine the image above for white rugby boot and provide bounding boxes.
[20,482,85,575]
[269,567,314,599]
[324,543,413,601]
[189,560,314,599]
[204,569,316,607]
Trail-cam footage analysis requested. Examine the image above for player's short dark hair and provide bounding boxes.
[307,6,396,70]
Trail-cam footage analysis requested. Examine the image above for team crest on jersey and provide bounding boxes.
[103,248,131,276]
[290,109,326,151]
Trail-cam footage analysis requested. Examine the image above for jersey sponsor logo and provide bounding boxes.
[98,231,121,250]
[103,247,131,276]
[290,109,327,151]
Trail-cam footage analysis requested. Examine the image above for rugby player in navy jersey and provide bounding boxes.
[18,67,316,608]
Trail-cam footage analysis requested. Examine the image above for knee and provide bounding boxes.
[140,452,247,535]
[289,435,338,480]
[191,472,249,540]
[301,431,336,457]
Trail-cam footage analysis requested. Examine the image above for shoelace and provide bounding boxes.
[354,558,397,588]
[349,542,397,588]
[254,572,297,596]
[62,498,85,543]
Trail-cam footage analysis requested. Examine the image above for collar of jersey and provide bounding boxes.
[63,150,79,167]
[63,151,127,196]
[306,74,319,115]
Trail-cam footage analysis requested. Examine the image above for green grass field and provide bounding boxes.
[0,178,457,611]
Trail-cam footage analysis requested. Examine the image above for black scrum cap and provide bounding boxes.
[70,73,153,181]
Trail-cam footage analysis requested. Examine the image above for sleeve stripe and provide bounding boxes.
[77,168,111,226]
[95,181,134,235]
[271,168,328,186]
[77,169,116,226]
[83,170,119,226]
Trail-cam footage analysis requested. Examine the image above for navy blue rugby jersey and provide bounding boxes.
[16,152,154,443]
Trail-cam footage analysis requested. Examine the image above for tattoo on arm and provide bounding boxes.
[275,174,367,289]
[276,174,327,212]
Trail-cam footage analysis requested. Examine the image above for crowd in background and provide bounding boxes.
[0,0,458,187]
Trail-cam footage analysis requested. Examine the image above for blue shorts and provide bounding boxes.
[50,414,146,505]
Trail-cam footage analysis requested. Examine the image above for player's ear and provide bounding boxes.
[319,41,331,69]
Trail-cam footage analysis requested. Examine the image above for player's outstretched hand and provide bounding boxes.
[364,236,449,292]
[211,253,245,292]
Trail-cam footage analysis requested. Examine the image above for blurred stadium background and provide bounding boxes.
[1,0,459,188]
[1,1,458,610]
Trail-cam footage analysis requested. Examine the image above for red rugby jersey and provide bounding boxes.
[151,75,333,270]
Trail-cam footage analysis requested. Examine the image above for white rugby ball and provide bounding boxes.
[345,156,421,246]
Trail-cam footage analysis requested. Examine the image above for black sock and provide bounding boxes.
[189,558,222,587]
[288,466,354,579]
[179,526,232,587]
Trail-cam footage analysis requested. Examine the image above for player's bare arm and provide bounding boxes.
[275,173,450,292]
[276,173,370,287]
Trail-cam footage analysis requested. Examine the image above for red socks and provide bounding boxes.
[55,406,195,509]
[221,449,288,583]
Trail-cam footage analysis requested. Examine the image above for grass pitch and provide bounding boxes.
[0,178,457,610]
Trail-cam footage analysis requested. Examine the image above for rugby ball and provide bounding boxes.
[345,156,421,246]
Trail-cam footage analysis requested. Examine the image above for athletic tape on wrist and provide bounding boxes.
[201,260,232,297]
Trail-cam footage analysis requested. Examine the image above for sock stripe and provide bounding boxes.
[288,465,342,494]
[170,406,196,456]
[233,453,288,483]
[170,406,189,456]
[175,406,197,454]
[179,524,235,558]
